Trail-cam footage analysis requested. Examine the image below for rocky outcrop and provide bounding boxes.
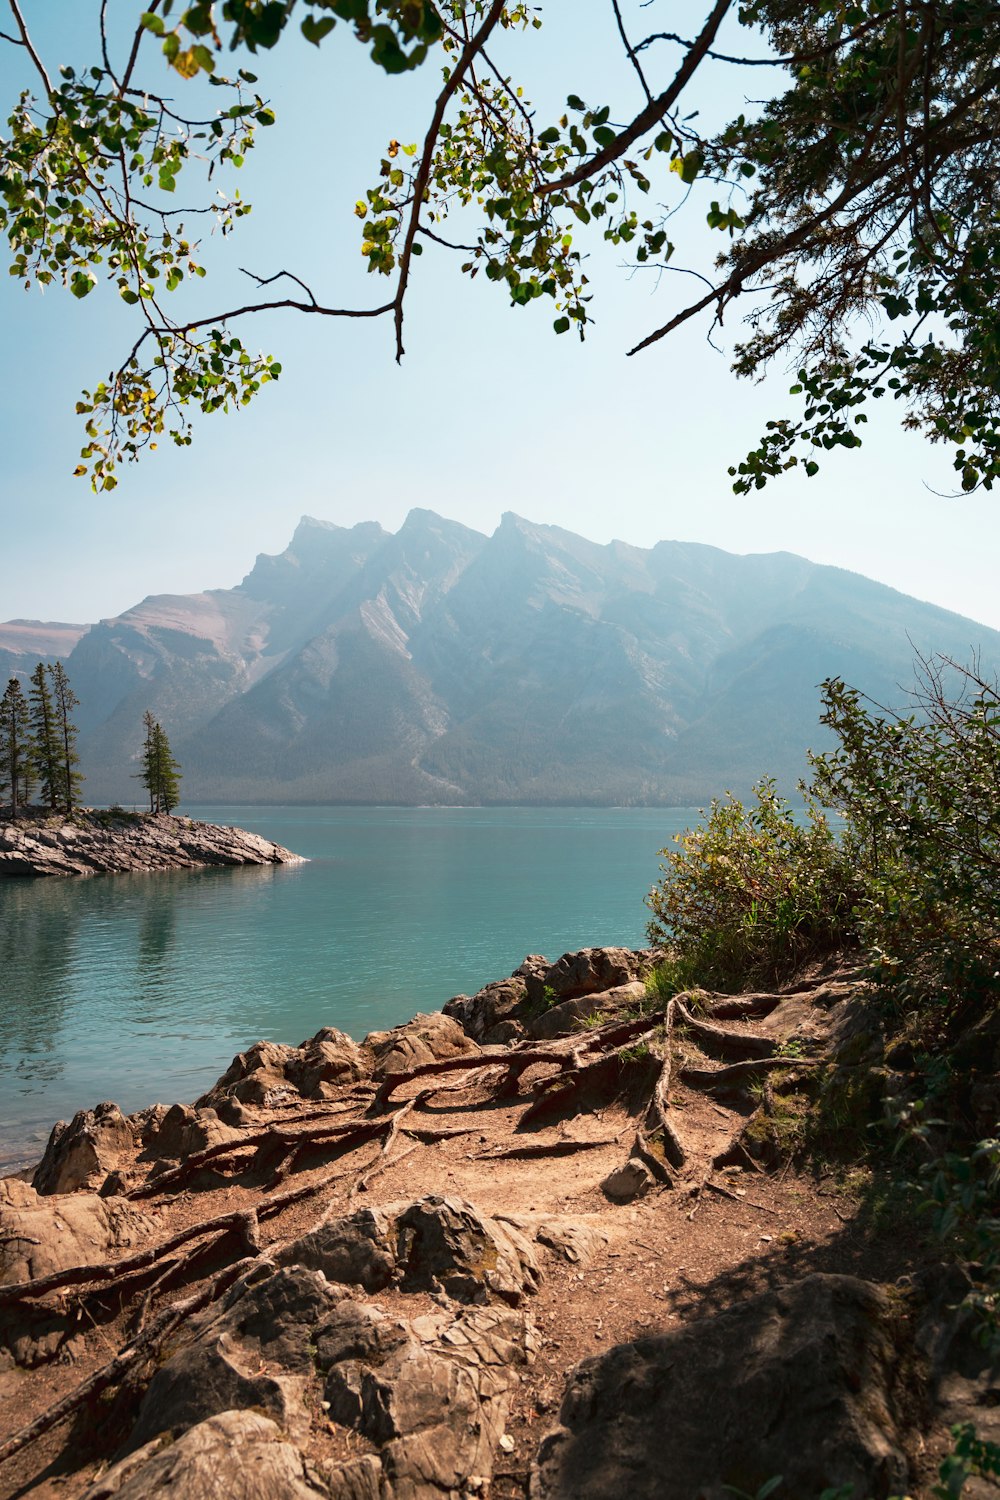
[531,1273,910,1500]
[444,949,657,1047]
[32,1102,136,1195]
[0,809,301,879]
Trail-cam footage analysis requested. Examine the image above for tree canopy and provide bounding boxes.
[2,1,999,492]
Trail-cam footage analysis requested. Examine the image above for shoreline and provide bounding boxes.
[0,945,991,1498]
[0,809,303,880]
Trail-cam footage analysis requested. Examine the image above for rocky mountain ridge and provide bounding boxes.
[4,510,1000,804]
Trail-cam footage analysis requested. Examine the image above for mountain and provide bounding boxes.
[6,511,999,805]
[0,620,89,687]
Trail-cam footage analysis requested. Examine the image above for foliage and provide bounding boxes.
[27,661,61,811]
[0,675,32,814]
[139,709,183,813]
[809,656,1000,1024]
[47,662,83,813]
[4,3,1000,490]
[646,778,861,991]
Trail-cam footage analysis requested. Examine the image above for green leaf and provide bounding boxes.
[553,316,570,334]
[70,272,96,299]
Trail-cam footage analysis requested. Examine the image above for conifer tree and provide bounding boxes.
[139,710,182,814]
[47,662,83,813]
[153,722,182,814]
[0,677,33,818]
[28,662,62,812]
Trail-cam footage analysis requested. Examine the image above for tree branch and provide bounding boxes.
[6,0,51,95]
[538,0,733,200]
[393,0,507,362]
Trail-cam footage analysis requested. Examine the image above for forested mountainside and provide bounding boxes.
[3,510,998,805]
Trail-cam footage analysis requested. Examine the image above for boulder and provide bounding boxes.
[197,1040,300,1110]
[365,1013,480,1079]
[0,1178,154,1288]
[126,1264,344,1451]
[115,1254,535,1500]
[393,1197,539,1307]
[81,1410,333,1500]
[527,982,646,1041]
[32,1101,135,1195]
[444,977,530,1046]
[530,1273,910,1499]
[288,1027,369,1097]
[525,947,656,1009]
[140,1103,241,1162]
[600,1157,655,1204]
[276,1205,397,1293]
[280,1196,540,1308]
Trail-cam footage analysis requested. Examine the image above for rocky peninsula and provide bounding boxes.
[0,809,301,878]
[0,946,996,1499]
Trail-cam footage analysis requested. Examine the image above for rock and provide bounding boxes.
[140,1103,240,1162]
[525,948,656,1008]
[81,1410,332,1499]
[288,1027,369,1097]
[365,1013,480,1078]
[444,977,530,1046]
[116,1253,535,1500]
[32,1101,135,1195]
[197,1040,300,1110]
[127,1265,344,1450]
[0,1179,153,1288]
[393,1197,540,1306]
[277,1206,397,1292]
[600,1157,655,1204]
[530,1273,910,1499]
[527,982,646,1041]
[279,1196,540,1307]
[0,1179,155,1365]
[323,1302,536,1497]
[495,1214,609,1267]
[0,810,301,880]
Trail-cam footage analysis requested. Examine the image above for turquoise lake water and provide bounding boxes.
[0,805,700,1172]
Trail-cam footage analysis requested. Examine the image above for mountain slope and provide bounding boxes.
[6,512,998,805]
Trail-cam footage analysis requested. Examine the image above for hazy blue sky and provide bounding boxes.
[3,2,999,631]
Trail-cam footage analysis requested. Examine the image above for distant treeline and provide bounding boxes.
[0,665,181,818]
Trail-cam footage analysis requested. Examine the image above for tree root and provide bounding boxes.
[679,1056,822,1093]
[675,999,778,1060]
[0,1209,261,1309]
[472,1138,617,1162]
[705,993,783,1021]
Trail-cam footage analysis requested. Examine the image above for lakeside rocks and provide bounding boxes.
[2,947,996,1500]
[0,809,301,879]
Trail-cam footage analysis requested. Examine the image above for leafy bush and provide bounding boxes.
[809,660,1000,1024]
[646,779,862,992]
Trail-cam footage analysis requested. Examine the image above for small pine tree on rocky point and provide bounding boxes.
[0,677,33,817]
[47,662,83,813]
[28,661,62,811]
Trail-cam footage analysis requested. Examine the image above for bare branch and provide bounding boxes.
[239,267,320,307]
[6,0,52,95]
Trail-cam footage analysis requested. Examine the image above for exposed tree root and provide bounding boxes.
[675,999,779,1060]
[705,994,783,1021]
[0,1210,261,1309]
[680,1056,822,1093]
[473,1139,617,1162]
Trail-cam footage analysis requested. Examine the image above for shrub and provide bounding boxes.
[646,778,862,992]
[810,659,1000,1025]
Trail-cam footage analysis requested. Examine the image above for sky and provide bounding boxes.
[2,2,999,632]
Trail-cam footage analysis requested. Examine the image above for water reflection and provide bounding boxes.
[0,878,78,1080]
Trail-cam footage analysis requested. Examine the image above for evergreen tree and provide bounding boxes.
[47,662,83,813]
[153,722,182,814]
[139,711,182,814]
[0,677,33,818]
[28,662,62,811]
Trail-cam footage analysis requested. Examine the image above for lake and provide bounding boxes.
[0,805,700,1172]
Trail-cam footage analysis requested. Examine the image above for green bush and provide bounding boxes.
[810,662,1000,1024]
[645,778,862,992]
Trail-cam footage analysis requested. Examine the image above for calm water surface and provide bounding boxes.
[0,805,699,1171]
